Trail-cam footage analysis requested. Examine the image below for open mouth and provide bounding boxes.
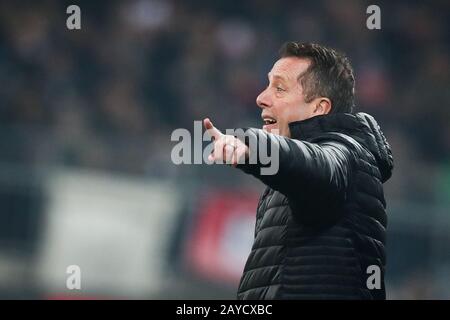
[262,115,278,132]
[263,118,277,125]
[262,116,277,126]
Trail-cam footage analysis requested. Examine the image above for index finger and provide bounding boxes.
[203,118,222,140]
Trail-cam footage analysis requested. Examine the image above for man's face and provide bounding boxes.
[257,57,322,137]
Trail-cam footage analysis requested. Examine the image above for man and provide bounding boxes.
[204,42,393,299]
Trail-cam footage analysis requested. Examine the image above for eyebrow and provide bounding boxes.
[268,73,288,83]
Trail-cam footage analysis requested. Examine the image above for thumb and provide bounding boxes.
[203,118,222,139]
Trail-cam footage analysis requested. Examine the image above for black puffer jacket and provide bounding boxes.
[236,112,394,300]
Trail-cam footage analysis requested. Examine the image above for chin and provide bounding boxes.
[263,125,278,134]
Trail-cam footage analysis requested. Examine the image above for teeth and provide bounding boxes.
[263,118,276,125]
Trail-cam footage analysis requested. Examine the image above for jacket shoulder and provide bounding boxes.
[310,132,371,159]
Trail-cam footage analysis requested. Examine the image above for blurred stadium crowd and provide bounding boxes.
[0,0,449,299]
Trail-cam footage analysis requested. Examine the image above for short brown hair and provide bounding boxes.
[279,42,355,114]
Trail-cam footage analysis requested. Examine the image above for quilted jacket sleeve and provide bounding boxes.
[236,128,355,224]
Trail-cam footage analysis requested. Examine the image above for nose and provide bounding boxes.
[256,87,272,109]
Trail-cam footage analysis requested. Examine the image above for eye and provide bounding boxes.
[276,86,285,92]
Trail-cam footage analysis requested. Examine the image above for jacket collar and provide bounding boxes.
[288,113,360,141]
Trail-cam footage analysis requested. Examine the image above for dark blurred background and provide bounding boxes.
[0,0,449,299]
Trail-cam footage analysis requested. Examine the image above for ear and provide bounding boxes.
[313,98,332,115]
